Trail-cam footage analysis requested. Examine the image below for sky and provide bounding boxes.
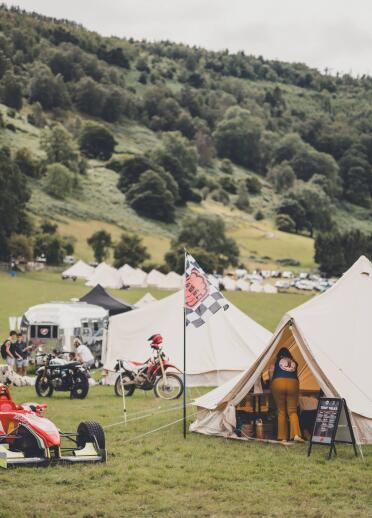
[5,0,372,76]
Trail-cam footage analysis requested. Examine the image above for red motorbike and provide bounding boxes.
[114,334,184,400]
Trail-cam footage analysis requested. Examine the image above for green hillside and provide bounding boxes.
[1,5,372,271]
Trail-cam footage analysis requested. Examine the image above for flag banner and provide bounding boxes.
[184,252,229,328]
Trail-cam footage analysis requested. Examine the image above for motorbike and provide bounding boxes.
[114,335,183,400]
[35,352,90,399]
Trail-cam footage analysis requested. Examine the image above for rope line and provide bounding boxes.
[103,402,193,430]
[120,411,198,445]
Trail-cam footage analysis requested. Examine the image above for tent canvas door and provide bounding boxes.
[104,290,271,386]
[191,256,372,444]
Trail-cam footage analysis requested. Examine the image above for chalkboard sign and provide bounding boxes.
[308,398,358,459]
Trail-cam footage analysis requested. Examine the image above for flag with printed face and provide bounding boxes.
[184,252,229,328]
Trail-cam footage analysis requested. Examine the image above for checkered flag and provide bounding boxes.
[184,252,229,328]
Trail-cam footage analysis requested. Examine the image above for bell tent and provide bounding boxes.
[86,262,123,290]
[146,269,166,288]
[80,284,132,316]
[191,256,372,444]
[104,290,270,386]
[134,292,157,308]
[120,267,148,288]
[62,260,95,280]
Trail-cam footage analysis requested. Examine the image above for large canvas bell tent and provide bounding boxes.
[191,256,372,443]
[62,260,95,280]
[104,290,270,386]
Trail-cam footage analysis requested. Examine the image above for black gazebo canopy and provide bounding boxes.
[80,284,132,316]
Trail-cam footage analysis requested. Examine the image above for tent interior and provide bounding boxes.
[230,321,322,443]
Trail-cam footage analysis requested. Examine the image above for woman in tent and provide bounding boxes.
[270,347,304,442]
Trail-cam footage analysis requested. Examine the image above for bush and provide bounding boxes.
[29,64,70,109]
[255,210,264,220]
[235,182,250,212]
[14,148,40,178]
[8,234,33,261]
[275,213,296,233]
[126,170,176,222]
[79,122,116,160]
[220,176,237,194]
[210,188,230,206]
[1,71,22,110]
[220,158,233,174]
[245,176,262,194]
[43,163,74,199]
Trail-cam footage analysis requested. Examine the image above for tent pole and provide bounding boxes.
[183,250,187,439]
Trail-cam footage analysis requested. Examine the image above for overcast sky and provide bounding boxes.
[5,0,372,75]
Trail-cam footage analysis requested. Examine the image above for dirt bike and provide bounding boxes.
[114,344,183,400]
[35,352,90,399]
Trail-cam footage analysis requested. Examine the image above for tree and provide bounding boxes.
[214,107,263,171]
[1,71,22,110]
[275,214,296,233]
[40,124,78,167]
[165,245,220,274]
[126,170,176,222]
[170,214,240,272]
[343,166,371,207]
[0,147,30,239]
[267,162,296,193]
[87,230,112,263]
[278,184,333,236]
[29,64,70,109]
[315,229,372,276]
[245,175,262,194]
[79,122,116,160]
[74,77,104,116]
[43,163,74,199]
[113,233,150,268]
[151,132,198,204]
[117,155,154,192]
[33,233,66,265]
[235,181,250,212]
[8,234,33,261]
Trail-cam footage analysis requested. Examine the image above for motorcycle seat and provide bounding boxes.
[50,361,80,369]
[128,361,144,367]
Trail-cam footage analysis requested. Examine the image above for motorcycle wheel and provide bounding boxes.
[114,374,135,397]
[153,373,184,400]
[35,373,54,397]
[71,372,89,399]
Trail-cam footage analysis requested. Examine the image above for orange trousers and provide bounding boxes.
[271,377,301,441]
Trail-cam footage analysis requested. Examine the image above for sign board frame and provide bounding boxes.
[307,397,358,460]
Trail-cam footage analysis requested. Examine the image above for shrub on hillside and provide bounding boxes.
[79,122,116,160]
[275,213,296,233]
[43,163,74,199]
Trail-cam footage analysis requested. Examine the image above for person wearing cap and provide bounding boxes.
[270,347,304,442]
[73,338,94,369]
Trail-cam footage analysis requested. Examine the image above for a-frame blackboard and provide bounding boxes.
[307,398,358,459]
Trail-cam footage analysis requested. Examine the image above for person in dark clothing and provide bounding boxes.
[270,347,304,442]
[15,332,31,376]
[4,331,21,370]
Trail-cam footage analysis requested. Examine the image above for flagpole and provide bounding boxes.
[183,249,187,439]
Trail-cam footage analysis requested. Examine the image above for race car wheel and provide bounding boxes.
[77,421,105,450]
[71,372,89,399]
[114,374,135,397]
[35,373,54,397]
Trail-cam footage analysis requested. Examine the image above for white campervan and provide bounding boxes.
[21,301,109,365]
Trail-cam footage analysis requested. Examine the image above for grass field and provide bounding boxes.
[0,271,371,517]
[0,270,311,333]
[0,386,371,518]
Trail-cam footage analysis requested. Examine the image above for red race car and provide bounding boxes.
[0,383,106,468]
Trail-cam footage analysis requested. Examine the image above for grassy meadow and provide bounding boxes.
[0,272,371,517]
[0,386,371,518]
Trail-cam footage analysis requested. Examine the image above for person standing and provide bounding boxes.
[270,347,304,442]
[15,332,31,376]
[2,331,22,370]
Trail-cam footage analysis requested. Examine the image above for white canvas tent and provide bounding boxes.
[191,256,372,443]
[146,269,166,288]
[263,283,278,294]
[120,265,148,288]
[159,271,183,290]
[62,260,95,280]
[86,262,123,290]
[104,290,270,386]
[135,292,157,308]
[221,276,236,291]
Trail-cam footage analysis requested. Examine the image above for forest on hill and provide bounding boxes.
[1,4,372,274]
